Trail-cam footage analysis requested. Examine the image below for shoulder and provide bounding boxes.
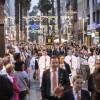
[81,89,90,95]
[47,55,50,59]
[59,68,65,71]
[63,89,73,95]
[59,68,66,74]
[43,69,50,74]
[64,56,69,58]
[72,55,77,59]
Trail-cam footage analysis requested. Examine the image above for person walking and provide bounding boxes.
[38,49,50,87]
[41,55,70,100]
[62,75,90,100]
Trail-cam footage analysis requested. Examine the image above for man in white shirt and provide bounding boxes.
[64,49,78,86]
[38,49,50,87]
[41,55,70,100]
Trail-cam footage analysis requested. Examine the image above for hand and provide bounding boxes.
[54,86,63,97]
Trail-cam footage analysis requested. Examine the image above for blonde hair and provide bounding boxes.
[6,63,15,73]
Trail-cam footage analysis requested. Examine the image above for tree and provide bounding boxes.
[28,6,39,42]
[15,0,20,43]
[38,0,52,14]
[38,0,52,37]
[29,6,38,16]
[15,0,31,43]
[57,0,61,44]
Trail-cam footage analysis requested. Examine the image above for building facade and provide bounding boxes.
[77,0,100,45]
[4,0,16,42]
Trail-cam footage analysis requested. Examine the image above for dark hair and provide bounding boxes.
[3,54,9,58]
[14,61,24,71]
[13,53,20,61]
[50,55,58,60]
[58,55,65,63]
[0,76,14,100]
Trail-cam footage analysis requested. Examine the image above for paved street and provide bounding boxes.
[27,71,42,100]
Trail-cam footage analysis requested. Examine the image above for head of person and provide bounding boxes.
[95,58,100,70]
[59,55,65,64]
[14,61,24,71]
[3,54,10,66]
[68,49,72,56]
[73,75,84,92]
[13,53,21,62]
[0,75,14,100]
[50,55,59,70]
[0,58,3,70]
[33,52,37,57]
[91,50,97,56]
[6,63,15,75]
[43,49,47,56]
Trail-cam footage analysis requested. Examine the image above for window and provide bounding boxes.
[97,10,99,24]
[87,15,90,25]
[93,12,95,22]
[87,0,89,7]
[92,0,95,4]
[97,0,100,3]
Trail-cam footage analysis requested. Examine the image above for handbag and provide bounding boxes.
[33,72,36,79]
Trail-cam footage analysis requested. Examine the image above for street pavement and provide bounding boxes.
[26,71,42,100]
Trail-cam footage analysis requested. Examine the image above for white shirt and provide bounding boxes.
[39,55,50,70]
[9,53,14,64]
[12,45,20,53]
[64,55,78,71]
[50,68,58,96]
[80,58,88,65]
[88,55,96,74]
[39,55,50,87]
[59,64,65,70]
[30,56,35,66]
[73,89,81,100]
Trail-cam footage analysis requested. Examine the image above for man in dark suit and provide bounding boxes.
[62,75,90,100]
[41,55,71,100]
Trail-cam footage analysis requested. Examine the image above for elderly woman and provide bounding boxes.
[6,63,20,100]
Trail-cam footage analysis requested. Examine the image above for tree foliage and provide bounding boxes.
[38,0,52,13]
[29,6,38,16]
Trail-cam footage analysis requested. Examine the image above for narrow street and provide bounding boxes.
[27,71,42,100]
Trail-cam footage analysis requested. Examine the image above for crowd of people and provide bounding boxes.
[0,41,100,100]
